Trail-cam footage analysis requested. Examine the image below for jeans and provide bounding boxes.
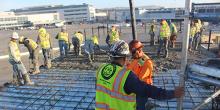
[157,38,169,57]
[42,48,51,65]
[85,40,94,62]
[193,33,201,50]
[59,40,68,57]
[72,37,80,56]
[189,37,193,50]
[9,60,27,84]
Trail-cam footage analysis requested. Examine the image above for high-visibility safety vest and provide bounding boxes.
[8,41,21,61]
[39,33,50,49]
[58,32,69,42]
[109,30,120,45]
[74,33,84,45]
[92,35,99,45]
[190,26,197,38]
[126,54,153,85]
[96,64,136,110]
[26,39,38,50]
[170,23,177,35]
[160,24,170,38]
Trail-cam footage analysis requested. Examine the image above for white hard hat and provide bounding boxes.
[12,32,19,39]
[109,40,130,57]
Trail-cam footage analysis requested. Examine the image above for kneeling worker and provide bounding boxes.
[19,36,40,74]
[8,32,34,85]
[96,40,183,110]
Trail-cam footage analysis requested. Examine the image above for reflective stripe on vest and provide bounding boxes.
[96,64,136,110]
[39,33,50,49]
[58,32,68,42]
[28,39,38,49]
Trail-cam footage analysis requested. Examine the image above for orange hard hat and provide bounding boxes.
[129,40,143,53]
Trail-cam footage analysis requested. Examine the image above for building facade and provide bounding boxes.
[11,4,96,23]
[0,12,60,29]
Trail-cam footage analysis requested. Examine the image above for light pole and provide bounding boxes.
[129,0,137,40]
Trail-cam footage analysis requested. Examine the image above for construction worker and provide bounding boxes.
[19,36,40,74]
[84,37,95,63]
[157,19,170,58]
[193,19,203,50]
[56,27,70,58]
[37,26,52,69]
[127,40,153,85]
[96,40,184,110]
[189,21,197,52]
[168,20,178,48]
[8,32,34,86]
[108,25,120,46]
[149,20,156,46]
[92,35,100,50]
[72,31,84,56]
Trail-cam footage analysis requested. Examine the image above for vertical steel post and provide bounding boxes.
[84,29,87,42]
[98,26,100,38]
[178,0,192,109]
[92,27,94,37]
[208,30,212,51]
[129,0,137,40]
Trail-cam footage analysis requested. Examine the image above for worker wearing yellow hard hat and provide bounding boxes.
[157,19,170,58]
[37,26,53,69]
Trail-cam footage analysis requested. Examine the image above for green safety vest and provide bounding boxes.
[96,64,136,110]
[160,24,170,38]
[109,30,120,44]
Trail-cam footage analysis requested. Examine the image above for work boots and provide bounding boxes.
[32,63,40,74]
[23,74,34,85]
[45,60,52,69]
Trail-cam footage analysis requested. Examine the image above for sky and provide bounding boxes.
[1,0,219,11]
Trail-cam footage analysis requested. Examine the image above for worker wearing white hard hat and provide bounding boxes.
[8,32,34,86]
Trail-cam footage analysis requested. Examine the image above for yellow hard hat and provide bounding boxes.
[38,28,46,34]
[19,36,25,43]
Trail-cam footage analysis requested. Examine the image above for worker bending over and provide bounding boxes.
[37,26,52,69]
[8,32,34,86]
[19,36,40,74]
[157,19,170,58]
[96,40,183,110]
[56,27,70,58]
[84,36,95,63]
[92,35,100,50]
[72,31,84,56]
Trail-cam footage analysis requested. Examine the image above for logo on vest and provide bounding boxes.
[101,64,115,80]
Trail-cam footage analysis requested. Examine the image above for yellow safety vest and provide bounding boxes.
[92,35,99,45]
[160,24,170,38]
[170,23,177,35]
[27,39,38,50]
[96,64,136,110]
[58,32,69,42]
[8,41,21,61]
[109,30,120,44]
[74,33,84,45]
[190,26,197,38]
[39,33,50,49]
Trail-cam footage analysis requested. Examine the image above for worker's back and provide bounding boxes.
[96,63,136,110]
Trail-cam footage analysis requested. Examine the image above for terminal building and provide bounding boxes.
[0,12,60,29]
[11,3,96,23]
[192,2,220,23]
